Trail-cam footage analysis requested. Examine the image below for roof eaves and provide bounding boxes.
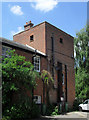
[45,21,74,38]
[1,37,46,57]
[26,44,46,56]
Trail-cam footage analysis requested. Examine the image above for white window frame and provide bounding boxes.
[33,95,41,104]
[33,56,40,72]
[2,45,11,57]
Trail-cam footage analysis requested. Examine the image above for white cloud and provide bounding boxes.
[10,5,23,15]
[31,0,58,13]
[11,27,23,36]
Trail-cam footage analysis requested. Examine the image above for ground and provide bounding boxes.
[31,112,89,120]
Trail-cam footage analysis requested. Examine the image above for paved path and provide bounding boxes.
[31,112,89,120]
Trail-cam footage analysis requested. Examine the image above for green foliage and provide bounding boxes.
[75,68,89,100]
[41,70,54,105]
[74,25,89,101]
[51,106,59,115]
[46,104,59,116]
[2,102,40,120]
[30,102,40,118]
[41,70,54,86]
[0,60,2,77]
[46,104,55,115]
[1,116,8,120]
[4,102,40,119]
[73,99,82,111]
[2,50,40,119]
[74,25,89,68]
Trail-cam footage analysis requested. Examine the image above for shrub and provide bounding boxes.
[2,50,40,119]
[51,106,59,116]
[46,104,55,115]
[1,116,8,120]
[73,99,81,111]
[30,103,40,118]
[3,102,40,120]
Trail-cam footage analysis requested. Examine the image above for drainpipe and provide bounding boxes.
[51,33,54,79]
[65,65,67,102]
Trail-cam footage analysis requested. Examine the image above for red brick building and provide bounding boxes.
[1,21,75,108]
[1,37,47,105]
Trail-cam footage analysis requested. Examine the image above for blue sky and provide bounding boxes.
[1,1,87,40]
[87,1,89,25]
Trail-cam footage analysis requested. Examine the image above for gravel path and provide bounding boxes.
[31,112,89,120]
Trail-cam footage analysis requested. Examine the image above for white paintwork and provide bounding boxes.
[33,95,41,104]
[26,44,46,56]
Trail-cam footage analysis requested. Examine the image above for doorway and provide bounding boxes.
[57,62,63,103]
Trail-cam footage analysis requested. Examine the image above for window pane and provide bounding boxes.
[34,56,40,72]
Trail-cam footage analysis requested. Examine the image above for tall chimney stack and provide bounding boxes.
[24,21,34,30]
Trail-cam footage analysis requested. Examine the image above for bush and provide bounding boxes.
[30,103,40,118]
[10,104,29,119]
[1,116,8,120]
[2,50,40,119]
[3,102,40,120]
[46,104,55,115]
[46,104,60,116]
[3,104,30,120]
[73,99,81,111]
[51,106,59,115]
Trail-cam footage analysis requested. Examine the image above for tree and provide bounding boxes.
[74,25,89,101]
[74,25,89,68]
[75,68,89,100]
[41,70,54,105]
[2,50,39,119]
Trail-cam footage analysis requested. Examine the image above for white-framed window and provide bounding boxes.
[2,45,11,57]
[33,56,40,72]
[33,95,41,104]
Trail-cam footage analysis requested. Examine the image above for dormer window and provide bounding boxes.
[30,35,34,42]
[60,38,63,44]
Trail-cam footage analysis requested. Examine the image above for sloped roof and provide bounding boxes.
[0,37,46,57]
[13,21,73,38]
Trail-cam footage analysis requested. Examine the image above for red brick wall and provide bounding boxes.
[13,22,46,54]
[15,49,47,104]
[15,49,33,62]
[45,22,75,107]
[34,56,47,103]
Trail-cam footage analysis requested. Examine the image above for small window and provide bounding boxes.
[30,35,34,42]
[33,95,41,104]
[60,38,63,44]
[33,56,40,72]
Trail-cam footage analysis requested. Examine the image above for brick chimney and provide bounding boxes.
[24,21,34,30]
